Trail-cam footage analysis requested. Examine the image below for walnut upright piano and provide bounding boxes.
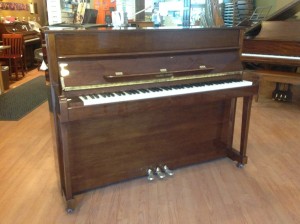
[45,27,258,212]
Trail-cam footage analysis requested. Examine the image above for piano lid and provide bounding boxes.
[245,0,300,36]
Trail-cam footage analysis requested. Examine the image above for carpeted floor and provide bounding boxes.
[0,76,48,121]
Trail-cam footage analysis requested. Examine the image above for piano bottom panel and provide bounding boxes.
[65,100,232,194]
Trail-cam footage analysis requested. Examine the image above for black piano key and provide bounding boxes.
[82,79,241,102]
[172,85,185,89]
[184,84,194,88]
[125,90,134,95]
[148,87,156,92]
[132,90,139,94]
[149,87,163,92]
[138,88,150,93]
[115,91,125,96]
[161,86,172,90]
[100,93,109,98]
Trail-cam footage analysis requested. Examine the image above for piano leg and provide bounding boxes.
[56,101,76,213]
[227,95,253,167]
[62,190,75,213]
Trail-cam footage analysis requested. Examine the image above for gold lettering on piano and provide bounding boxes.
[155,73,174,78]
[115,72,123,76]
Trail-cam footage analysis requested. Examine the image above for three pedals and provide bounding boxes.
[147,165,174,181]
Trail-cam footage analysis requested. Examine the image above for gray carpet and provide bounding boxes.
[0,76,48,121]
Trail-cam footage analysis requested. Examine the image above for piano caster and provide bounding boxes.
[65,198,76,214]
[155,167,166,179]
[66,208,74,214]
[163,165,174,176]
[236,162,244,168]
[147,169,155,181]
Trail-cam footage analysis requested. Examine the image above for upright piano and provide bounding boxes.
[45,27,258,212]
[241,0,300,101]
[0,21,41,69]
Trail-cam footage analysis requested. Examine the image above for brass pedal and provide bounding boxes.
[155,167,166,179]
[163,165,174,176]
[147,168,155,181]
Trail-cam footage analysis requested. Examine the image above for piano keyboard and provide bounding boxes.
[79,80,253,106]
[242,53,300,61]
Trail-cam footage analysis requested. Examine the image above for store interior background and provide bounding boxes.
[0,0,299,28]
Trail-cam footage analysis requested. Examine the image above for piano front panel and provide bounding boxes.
[52,28,242,57]
[67,99,231,194]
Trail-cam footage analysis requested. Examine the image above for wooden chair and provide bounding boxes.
[0,34,25,80]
